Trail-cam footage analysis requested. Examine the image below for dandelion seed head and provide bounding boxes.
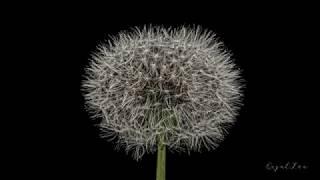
[82,25,244,160]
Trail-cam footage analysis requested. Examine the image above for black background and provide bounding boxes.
[13,2,317,179]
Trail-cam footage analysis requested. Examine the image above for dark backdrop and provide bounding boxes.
[21,2,317,179]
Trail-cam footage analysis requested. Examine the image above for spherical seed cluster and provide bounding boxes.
[82,25,243,160]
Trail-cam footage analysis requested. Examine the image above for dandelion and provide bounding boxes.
[82,25,244,180]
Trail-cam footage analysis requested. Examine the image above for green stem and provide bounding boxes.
[156,136,166,180]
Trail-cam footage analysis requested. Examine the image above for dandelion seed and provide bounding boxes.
[82,25,244,165]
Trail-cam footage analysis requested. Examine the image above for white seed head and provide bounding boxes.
[82,25,244,160]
